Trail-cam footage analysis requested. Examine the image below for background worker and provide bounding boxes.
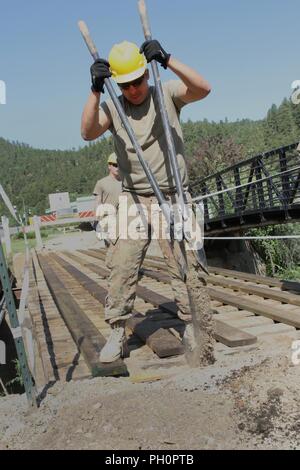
[81,39,214,364]
[93,152,122,269]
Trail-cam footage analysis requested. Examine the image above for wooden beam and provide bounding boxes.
[135,285,257,347]
[208,275,300,307]
[38,254,128,377]
[63,252,257,348]
[209,266,300,293]
[84,249,166,271]
[51,253,184,358]
[208,287,300,329]
[127,314,185,358]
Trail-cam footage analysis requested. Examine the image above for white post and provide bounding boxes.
[1,215,11,256]
[33,216,43,250]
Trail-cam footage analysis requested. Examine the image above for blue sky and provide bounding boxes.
[0,0,299,150]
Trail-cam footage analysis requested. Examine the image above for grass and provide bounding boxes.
[7,223,81,255]
[275,266,300,282]
[6,359,24,388]
[10,238,37,255]
[4,227,59,256]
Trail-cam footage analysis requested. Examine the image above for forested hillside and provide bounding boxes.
[0,138,113,216]
[0,97,299,217]
[183,97,300,183]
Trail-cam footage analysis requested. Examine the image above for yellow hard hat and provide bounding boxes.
[107,152,118,165]
[109,41,147,84]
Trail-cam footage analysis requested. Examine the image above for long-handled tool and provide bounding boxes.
[136,1,215,368]
[78,20,187,279]
[137,0,208,273]
[78,19,214,366]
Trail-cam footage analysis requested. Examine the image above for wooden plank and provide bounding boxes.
[224,316,273,329]
[133,263,300,314]
[208,287,300,329]
[214,310,255,320]
[208,267,282,286]
[65,251,256,347]
[127,314,185,358]
[213,305,240,313]
[80,249,107,263]
[38,254,128,378]
[78,250,169,283]
[88,248,167,271]
[65,251,108,278]
[128,254,300,331]
[211,300,224,307]
[27,254,57,385]
[134,287,256,347]
[53,254,108,304]
[208,275,300,307]
[85,249,300,294]
[243,323,295,336]
[28,250,91,384]
[84,249,167,272]
[282,280,300,294]
[213,321,257,347]
[209,266,300,293]
[51,253,184,358]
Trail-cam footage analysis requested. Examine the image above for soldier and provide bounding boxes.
[93,152,122,269]
[81,39,214,363]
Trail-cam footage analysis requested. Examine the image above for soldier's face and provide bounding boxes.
[119,70,150,105]
[109,163,119,178]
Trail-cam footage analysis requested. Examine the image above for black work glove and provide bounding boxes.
[90,59,111,93]
[140,39,170,69]
[78,221,95,232]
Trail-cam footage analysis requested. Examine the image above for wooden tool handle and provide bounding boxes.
[138,0,152,40]
[78,20,99,61]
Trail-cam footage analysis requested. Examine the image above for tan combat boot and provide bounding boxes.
[99,320,126,363]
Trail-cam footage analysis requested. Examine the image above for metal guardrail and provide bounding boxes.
[190,142,300,233]
[39,216,95,227]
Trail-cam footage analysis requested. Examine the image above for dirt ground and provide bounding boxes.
[1,231,300,450]
[1,334,300,450]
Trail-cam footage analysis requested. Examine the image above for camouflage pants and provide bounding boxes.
[105,191,209,324]
[104,239,114,271]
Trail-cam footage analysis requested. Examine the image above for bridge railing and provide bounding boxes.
[190,142,300,225]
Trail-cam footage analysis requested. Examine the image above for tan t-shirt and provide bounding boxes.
[93,174,122,207]
[93,174,122,238]
[100,80,189,195]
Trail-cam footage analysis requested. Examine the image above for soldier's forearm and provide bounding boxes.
[168,56,211,99]
[81,91,102,140]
